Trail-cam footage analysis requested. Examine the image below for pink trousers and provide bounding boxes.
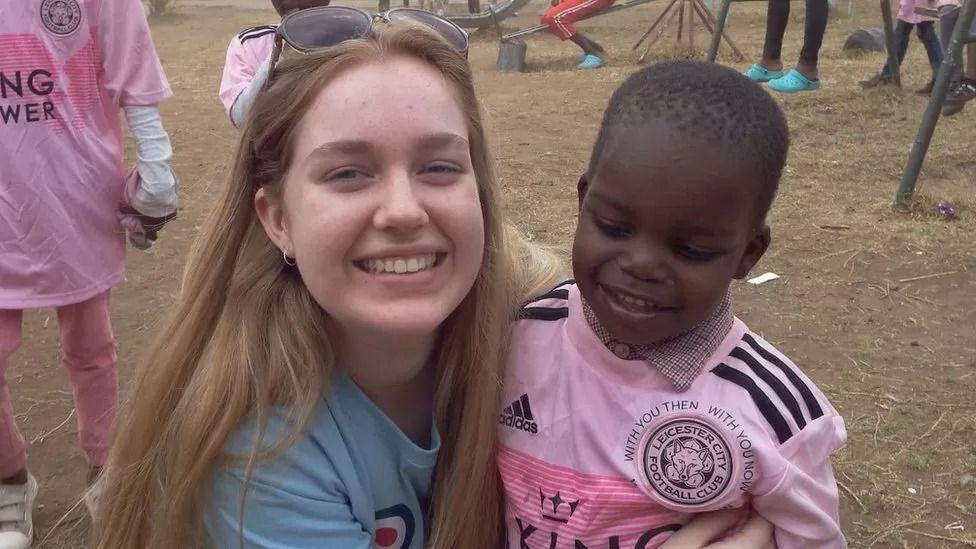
[0,291,117,477]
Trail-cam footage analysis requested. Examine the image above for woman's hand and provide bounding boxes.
[659,508,775,549]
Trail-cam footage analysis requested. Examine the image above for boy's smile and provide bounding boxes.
[572,127,770,346]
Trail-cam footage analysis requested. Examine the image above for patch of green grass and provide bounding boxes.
[906,452,931,471]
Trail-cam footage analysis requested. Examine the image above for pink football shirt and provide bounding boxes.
[218,25,276,118]
[500,283,847,548]
[0,0,172,308]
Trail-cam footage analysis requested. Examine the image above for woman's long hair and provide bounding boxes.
[94,25,564,549]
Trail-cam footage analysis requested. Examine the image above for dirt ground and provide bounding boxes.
[10,0,974,546]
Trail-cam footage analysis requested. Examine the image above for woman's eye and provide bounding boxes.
[419,162,464,185]
[326,168,367,181]
[594,217,631,238]
[426,163,460,173]
[677,245,721,261]
[421,163,464,177]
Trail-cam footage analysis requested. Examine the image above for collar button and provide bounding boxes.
[612,342,630,359]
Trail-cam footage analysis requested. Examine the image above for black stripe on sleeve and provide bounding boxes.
[240,28,277,44]
[517,307,568,321]
[730,347,806,429]
[742,333,824,420]
[523,288,569,306]
[711,364,793,444]
[522,279,574,304]
[238,25,276,40]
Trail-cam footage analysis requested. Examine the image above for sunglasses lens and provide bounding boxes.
[387,9,469,52]
[283,7,372,51]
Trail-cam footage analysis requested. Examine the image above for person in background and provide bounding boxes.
[744,0,829,93]
[860,0,942,95]
[541,0,615,70]
[219,0,329,128]
[0,0,176,546]
[936,0,976,115]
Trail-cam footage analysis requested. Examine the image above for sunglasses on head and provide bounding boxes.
[265,6,469,89]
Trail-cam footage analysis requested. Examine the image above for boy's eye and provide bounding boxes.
[594,216,631,238]
[677,244,721,261]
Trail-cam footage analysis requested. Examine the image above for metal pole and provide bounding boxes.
[880,0,901,86]
[894,0,976,208]
[706,0,731,61]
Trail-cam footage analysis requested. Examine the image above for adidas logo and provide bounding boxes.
[499,394,538,435]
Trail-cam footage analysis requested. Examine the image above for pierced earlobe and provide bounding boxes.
[282,250,296,267]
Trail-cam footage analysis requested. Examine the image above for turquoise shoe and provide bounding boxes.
[579,54,604,70]
[768,69,820,93]
[743,63,784,83]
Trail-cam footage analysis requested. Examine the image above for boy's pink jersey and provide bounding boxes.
[0,0,171,308]
[500,282,847,548]
[218,25,276,118]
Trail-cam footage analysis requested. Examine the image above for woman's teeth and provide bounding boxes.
[363,254,438,274]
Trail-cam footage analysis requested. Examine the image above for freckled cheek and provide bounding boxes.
[289,204,369,267]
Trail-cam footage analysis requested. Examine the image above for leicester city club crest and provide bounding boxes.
[41,0,82,36]
[636,418,734,507]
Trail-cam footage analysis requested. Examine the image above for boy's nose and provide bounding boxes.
[619,246,669,283]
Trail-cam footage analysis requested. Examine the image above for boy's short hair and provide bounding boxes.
[587,61,789,222]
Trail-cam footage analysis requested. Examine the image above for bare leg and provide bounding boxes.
[570,32,605,55]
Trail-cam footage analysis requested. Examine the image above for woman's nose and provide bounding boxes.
[373,172,430,232]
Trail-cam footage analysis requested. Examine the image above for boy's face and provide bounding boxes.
[573,127,770,346]
[273,0,328,15]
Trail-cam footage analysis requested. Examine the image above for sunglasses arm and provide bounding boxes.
[263,35,285,91]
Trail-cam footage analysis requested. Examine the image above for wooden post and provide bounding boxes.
[706,0,731,62]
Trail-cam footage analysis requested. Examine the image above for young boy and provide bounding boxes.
[499,61,846,548]
[219,0,328,127]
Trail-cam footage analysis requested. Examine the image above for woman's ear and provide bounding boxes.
[733,223,771,280]
[254,187,294,256]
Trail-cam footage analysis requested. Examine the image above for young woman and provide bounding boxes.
[94,15,564,548]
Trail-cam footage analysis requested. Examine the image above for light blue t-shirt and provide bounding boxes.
[205,371,440,548]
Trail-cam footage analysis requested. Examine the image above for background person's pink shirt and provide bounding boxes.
[898,0,937,23]
[218,25,275,119]
[0,0,171,308]
[500,283,847,548]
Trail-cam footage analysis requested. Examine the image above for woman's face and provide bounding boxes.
[256,56,485,349]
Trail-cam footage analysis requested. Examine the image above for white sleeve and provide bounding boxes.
[230,56,272,128]
[123,105,178,218]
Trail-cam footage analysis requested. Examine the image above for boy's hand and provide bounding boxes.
[119,203,177,243]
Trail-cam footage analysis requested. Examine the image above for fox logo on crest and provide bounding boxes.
[663,438,714,489]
